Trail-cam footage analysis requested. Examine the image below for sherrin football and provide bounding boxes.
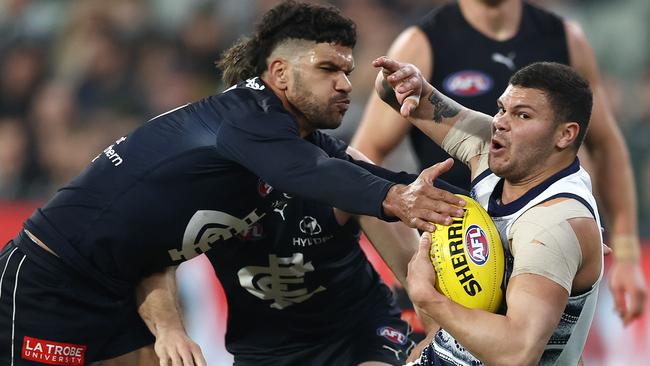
[430,194,505,313]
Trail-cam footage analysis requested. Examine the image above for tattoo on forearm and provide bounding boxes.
[381,79,401,111]
[429,91,460,123]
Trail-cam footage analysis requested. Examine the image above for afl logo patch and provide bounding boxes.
[443,70,493,97]
[377,326,407,345]
[258,179,273,197]
[465,224,489,266]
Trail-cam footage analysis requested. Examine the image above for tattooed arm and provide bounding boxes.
[373,56,492,177]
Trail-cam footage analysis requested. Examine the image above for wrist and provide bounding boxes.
[611,234,641,263]
[382,184,404,218]
[410,288,449,320]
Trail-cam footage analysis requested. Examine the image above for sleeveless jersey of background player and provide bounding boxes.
[23,77,402,296]
[414,1,569,189]
[206,190,401,358]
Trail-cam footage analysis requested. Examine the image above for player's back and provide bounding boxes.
[24,81,293,294]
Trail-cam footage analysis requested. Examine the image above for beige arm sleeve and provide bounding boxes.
[440,110,492,174]
[509,200,594,294]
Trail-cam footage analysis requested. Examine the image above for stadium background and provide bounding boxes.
[0,0,648,364]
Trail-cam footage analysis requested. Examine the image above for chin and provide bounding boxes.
[317,118,343,130]
[488,159,507,178]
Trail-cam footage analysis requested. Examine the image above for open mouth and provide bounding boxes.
[490,138,505,153]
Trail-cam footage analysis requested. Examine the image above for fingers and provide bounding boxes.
[410,217,436,233]
[612,287,627,322]
[418,186,465,215]
[156,341,206,366]
[179,346,194,366]
[419,232,432,252]
[623,289,647,325]
[602,243,612,256]
[408,232,433,276]
[420,159,455,184]
[401,94,420,118]
[192,345,208,366]
[373,56,401,72]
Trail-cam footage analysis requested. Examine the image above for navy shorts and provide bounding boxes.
[234,314,416,365]
[0,232,154,365]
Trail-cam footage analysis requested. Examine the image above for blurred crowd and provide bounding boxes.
[0,0,649,234]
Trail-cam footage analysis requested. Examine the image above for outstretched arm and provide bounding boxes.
[566,20,647,324]
[373,56,492,178]
[136,267,207,366]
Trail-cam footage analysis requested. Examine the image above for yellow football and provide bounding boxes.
[430,194,505,313]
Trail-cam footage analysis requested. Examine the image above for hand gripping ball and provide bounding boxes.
[430,195,505,312]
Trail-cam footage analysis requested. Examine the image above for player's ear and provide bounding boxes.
[267,58,289,91]
[556,121,580,149]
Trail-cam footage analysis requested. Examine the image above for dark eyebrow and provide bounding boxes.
[510,104,538,112]
[317,60,354,73]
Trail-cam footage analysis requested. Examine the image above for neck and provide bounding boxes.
[458,0,523,41]
[261,74,312,138]
[501,154,575,204]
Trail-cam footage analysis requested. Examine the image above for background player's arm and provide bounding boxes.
[136,267,207,366]
[566,20,647,324]
[351,27,432,164]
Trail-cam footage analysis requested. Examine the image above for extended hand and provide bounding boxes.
[154,327,206,366]
[373,56,432,118]
[383,158,465,232]
[608,260,647,326]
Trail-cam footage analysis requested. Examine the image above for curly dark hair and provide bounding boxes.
[217,0,356,86]
[510,62,593,150]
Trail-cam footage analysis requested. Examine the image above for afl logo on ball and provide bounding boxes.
[465,224,489,266]
[443,70,493,97]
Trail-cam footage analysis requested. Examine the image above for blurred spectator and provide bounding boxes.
[624,71,650,236]
[0,43,46,116]
[0,117,29,198]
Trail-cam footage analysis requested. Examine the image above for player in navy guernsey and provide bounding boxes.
[205,185,420,365]
[0,2,466,365]
[352,0,646,339]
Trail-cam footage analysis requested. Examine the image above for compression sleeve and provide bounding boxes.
[309,131,468,193]
[218,115,396,219]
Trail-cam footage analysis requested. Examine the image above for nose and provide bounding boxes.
[335,72,352,93]
[492,112,508,132]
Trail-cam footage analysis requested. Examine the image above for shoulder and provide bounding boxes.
[512,198,598,251]
[417,3,456,30]
[307,131,348,158]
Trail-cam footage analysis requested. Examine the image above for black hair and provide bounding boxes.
[509,62,593,150]
[217,0,356,86]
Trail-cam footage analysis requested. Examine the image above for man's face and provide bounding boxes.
[285,43,353,131]
[488,85,559,182]
[474,0,509,7]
